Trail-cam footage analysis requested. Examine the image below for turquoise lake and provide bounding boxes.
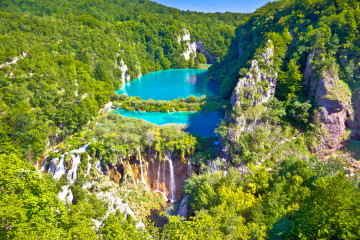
[116,69,219,100]
[114,109,223,137]
[115,69,223,137]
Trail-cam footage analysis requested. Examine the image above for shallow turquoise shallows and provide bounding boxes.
[116,69,219,100]
[114,109,223,137]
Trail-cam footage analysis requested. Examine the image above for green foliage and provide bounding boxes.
[100,211,150,240]
[0,0,243,160]
[286,100,312,127]
[82,113,198,165]
[277,58,302,102]
[0,154,65,239]
[291,174,360,239]
[181,156,360,239]
[210,0,360,100]
[113,95,228,112]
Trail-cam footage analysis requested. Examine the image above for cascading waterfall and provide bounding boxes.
[169,160,176,201]
[121,77,125,89]
[67,144,89,184]
[40,158,48,172]
[67,154,81,184]
[178,196,189,219]
[162,160,166,187]
[48,157,57,174]
[188,159,192,176]
[96,160,103,175]
[85,156,92,177]
[155,160,168,202]
[138,148,149,190]
[167,150,176,202]
[157,160,161,190]
[53,155,66,180]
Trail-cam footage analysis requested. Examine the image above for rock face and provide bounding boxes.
[178,29,216,63]
[347,89,360,140]
[231,40,277,108]
[146,154,191,201]
[109,150,193,202]
[227,40,277,142]
[196,41,217,63]
[305,52,352,154]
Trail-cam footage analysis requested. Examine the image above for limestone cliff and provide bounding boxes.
[227,40,278,142]
[108,149,193,201]
[348,89,360,139]
[231,40,277,108]
[304,52,352,154]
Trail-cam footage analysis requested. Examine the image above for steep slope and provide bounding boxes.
[212,0,360,158]
[0,0,244,159]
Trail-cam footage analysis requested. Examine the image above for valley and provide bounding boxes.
[2,0,360,239]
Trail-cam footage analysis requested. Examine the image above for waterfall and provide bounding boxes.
[53,155,66,180]
[157,160,161,190]
[162,160,166,192]
[121,77,125,89]
[41,158,48,172]
[167,151,176,202]
[85,160,91,177]
[188,159,192,176]
[67,154,81,184]
[96,160,103,175]
[155,190,169,202]
[138,149,149,189]
[169,160,176,202]
[47,158,57,174]
[58,185,73,204]
[178,196,189,219]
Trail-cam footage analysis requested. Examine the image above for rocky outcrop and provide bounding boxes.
[231,40,277,108]
[107,150,193,202]
[347,89,360,140]
[0,51,28,69]
[305,52,352,154]
[116,59,131,87]
[41,143,193,205]
[226,40,277,142]
[178,29,216,63]
[196,41,217,63]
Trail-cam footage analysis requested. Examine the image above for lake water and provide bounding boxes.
[114,69,223,137]
[114,109,223,137]
[116,69,219,100]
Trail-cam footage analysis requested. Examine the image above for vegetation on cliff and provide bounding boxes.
[112,94,228,112]
[2,0,360,239]
[0,0,244,160]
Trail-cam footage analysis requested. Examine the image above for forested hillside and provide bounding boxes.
[0,0,244,159]
[2,0,360,239]
[210,0,360,158]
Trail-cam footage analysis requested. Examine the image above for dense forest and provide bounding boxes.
[2,0,360,239]
[0,0,244,159]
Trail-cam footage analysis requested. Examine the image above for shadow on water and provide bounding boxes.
[114,68,225,137]
[190,71,220,97]
[184,111,224,138]
[114,109,224,138]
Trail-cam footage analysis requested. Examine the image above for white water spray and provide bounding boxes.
[138,148,149,190]
[67,144,89,184]
[167,151,176,202]
[47,158,57,174]
[40,158,48,172]
[188,159,192,176]
[67,154,81,184]
[53,155,66,180]
[157,160,161,190]
[178,196,189,219]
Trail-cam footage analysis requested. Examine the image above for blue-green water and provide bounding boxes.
[116,69,219,100]
[114,109,223,137]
